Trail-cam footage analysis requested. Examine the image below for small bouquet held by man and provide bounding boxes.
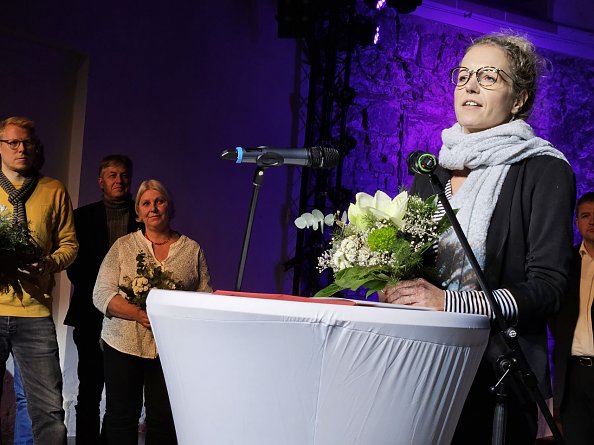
[0,205,43,297]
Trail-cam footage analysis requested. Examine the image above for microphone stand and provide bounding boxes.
[424,172,564,445]
[235,166,267,291]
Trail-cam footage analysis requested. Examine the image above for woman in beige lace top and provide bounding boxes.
[93,179,212,444]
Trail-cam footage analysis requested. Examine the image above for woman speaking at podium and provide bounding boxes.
[382,33,575,444]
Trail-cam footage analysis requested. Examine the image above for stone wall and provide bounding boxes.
[339,12,594,211]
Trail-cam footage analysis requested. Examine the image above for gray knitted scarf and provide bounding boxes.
[437,119,568,291]
[0,170,39,224]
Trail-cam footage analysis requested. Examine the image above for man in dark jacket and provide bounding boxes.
[552,191,594,445]
[65,154,140,445]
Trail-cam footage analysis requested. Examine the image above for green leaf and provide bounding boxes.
[313,283,344,298]
[334,267,376,290]
[119,285,133,299]
[362,279,388,293]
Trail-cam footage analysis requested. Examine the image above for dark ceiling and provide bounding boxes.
[454,0,593,32]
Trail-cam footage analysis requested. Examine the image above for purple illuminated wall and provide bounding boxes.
[340,13,594,232]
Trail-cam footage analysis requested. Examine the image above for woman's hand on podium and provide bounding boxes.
[381,278,445,311]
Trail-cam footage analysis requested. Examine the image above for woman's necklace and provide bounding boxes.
[145,232,171,246]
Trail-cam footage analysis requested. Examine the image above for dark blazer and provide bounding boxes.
[411,155,575,395]
[65,199,140,329]
[551,246,587,410]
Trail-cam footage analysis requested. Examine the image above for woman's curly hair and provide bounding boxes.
[468,32,542,121]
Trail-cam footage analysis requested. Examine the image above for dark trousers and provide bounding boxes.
[102,342,177,445]
[451,360,538,445]
[560,358,594,445]
[72,326,104,445]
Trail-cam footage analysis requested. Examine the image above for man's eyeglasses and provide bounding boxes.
[0,139,37,151]
[450,66,513,88]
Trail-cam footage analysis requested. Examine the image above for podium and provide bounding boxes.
[147,290,490,445]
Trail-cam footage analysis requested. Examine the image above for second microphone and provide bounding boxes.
[221,146,340,169]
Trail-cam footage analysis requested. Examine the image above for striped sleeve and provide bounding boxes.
[428,180,449,260]
[445,288,518,323]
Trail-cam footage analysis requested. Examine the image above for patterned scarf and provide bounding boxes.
[0,170,39,224]
[436,119,568,291]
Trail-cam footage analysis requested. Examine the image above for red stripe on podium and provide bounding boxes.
[213,290,355,306]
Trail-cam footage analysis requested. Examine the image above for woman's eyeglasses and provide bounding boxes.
[449,66,512,88]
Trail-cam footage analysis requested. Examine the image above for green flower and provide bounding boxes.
[367,226,398,252]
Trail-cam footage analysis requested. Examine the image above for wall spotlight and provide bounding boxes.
[364,0,387,9]
[350,17,381,47]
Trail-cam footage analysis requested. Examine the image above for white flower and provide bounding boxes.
[132,276,150,295]
[357,246,372,265]
[341,238,358,262]
[347,190,409,230]
[332,250,352,270]
[374,190,409,229]
[347,192,375,230]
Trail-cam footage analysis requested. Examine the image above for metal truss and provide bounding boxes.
[285,0,359,296]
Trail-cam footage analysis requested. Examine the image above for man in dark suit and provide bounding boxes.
[65,154,140,445]
[552,191,594,445]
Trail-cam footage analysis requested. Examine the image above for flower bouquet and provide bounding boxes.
[0,205,44,296]
[120,251,183,310]
[295,190,450,298]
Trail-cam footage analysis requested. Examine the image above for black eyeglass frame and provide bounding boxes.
[449,66,514,88]
[0,139,37,151]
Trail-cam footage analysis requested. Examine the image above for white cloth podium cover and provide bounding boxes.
[147,290,490,445]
